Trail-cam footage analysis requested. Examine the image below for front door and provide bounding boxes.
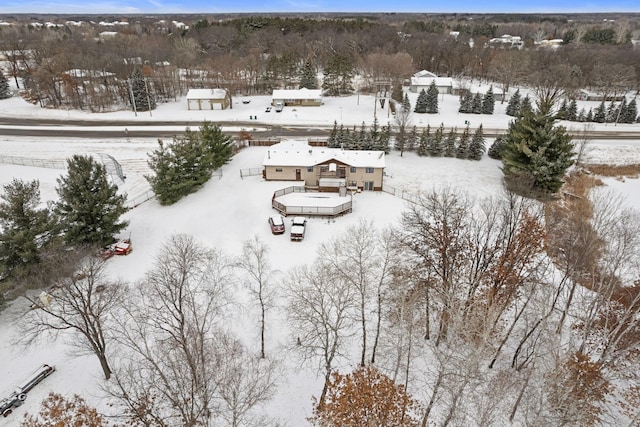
[296,169,301,181]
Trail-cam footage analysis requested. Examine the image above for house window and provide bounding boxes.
[350,166,356,173]
[364,181,374,191]
[365,167,374,173]
[275,168,283,172]
[307,166,314,172]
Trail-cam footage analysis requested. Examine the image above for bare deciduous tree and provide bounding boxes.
[235,236,275,359]
[108,234,239,426]
[286,263,355,409]
[21,254,122,380]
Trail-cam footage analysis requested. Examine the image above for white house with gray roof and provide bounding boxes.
[409,70,454,94]
[271,88,323,107]
[262,141,385,191]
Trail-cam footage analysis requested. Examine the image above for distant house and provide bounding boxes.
[263,141,385,191]
[576,89,625,102]
[271,88,323,107]
[488,34,524,49]
[409,70,453,94]
[186,88,231,110]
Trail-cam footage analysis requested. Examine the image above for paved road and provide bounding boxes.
[0,117,639,140]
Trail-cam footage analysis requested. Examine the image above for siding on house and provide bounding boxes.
[262,141,385,191]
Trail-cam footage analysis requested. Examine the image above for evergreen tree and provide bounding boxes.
[623,99,637,124]
[322,54,354,96]
[357,122,370,150]
[471,92,483,114]
[146,122,233,205]
[425,81,439,114]
[369,117,380,150]
[577,108,586,122]
[55,155,128,246]
[488,136,506,160]
[502,109,575,198]
[299,60,318,89]
[456,126,470,159]
[520,95,533,116]
[433,123,445,156]
[417,125,430,156]
[458,92,473,113]
[407,126,418,152]
[378,124,391,154]
[506,89,521,117]
[327,121,339,148]
[586,108,594,122]
[0,179,53,279]
[346,126,358,150]
[130,68,156,112]
[481,86,495,114]
[605,100,618,123]
[199,121,234,171]
[593,101,606,123]
[414,89,428,113]
[402,93,411,112]
[0,70,11,99]
[567,99,578,121]
[443,126,457,157]
[469,125,486,160]
[336,124,348,149]
[557,99,568,120]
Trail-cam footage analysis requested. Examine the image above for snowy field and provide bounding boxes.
[0,90,640,426]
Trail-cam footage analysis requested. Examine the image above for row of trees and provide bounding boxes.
[325,119,392,153]
[458,86,495,114]
[395,123,487,161]
[146,121,235,205]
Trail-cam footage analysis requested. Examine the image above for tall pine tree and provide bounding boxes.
[456,126,470,158]
[130,68,156,112]
[414,89,428,113]
[506,89,521,116]
[593,101,606,123]
[469,125,486,160]
[481,86,495,114]
[471,92,483,114]
[502,109,575,198]
[0,179,53,279]
[322,54,354,96]
[55,155,128,246]
[567,99,578,121]
[426,81,439,114]
[299,60,318,89]
[443,126,457,157]
[459,92,473,113]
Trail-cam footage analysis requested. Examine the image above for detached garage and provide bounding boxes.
[186,88,232,110]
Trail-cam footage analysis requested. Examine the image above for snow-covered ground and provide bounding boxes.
[0,90,639,426]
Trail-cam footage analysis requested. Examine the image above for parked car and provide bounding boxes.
[268,215,285,234]
[290,217,307,241]
[274,102,283,112]
[1,364,55,417]
[242,99,251,104]
[265,106,272,112]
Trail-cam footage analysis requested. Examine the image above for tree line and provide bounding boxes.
[0,15,638,112]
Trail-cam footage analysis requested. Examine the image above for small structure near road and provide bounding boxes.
[186,88,232,110]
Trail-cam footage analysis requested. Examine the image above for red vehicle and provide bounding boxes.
[100,238,132,258]
[268,215,285,234]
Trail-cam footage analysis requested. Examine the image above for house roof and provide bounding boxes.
[410,76,453,88]
[272,88,323,100]
[263,141,385,168]
[186,88,228,100]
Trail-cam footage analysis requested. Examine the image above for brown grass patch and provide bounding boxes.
[585,164,640,178]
